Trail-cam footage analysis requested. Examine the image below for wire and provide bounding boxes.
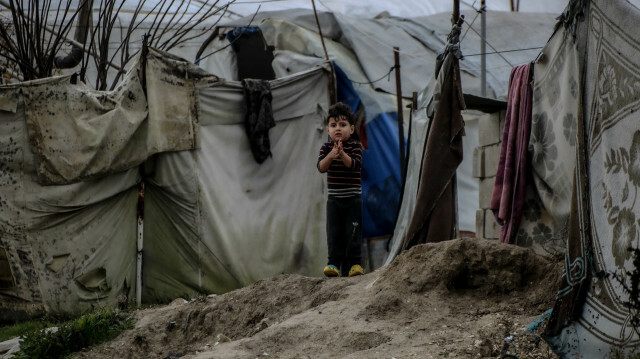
[460,5,481,42]
[347,65,397,86]
[462,16,513,67]
[464,46,543,57]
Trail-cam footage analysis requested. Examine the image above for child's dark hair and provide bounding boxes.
[327,102,355,125]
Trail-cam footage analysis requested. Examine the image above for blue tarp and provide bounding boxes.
[334,64,361,112]
[334,63,404,238]
[362,112,403,238]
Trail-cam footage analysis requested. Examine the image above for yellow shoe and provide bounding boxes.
[348,264,364,277]
[323,265,340,277]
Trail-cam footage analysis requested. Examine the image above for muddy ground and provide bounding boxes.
[72,238,563,359]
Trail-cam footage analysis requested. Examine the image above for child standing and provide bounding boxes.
[317,103,364,277]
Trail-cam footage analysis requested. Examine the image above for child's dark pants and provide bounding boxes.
[326,195,362,276]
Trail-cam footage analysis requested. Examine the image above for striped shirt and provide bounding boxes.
[317,138,363,197]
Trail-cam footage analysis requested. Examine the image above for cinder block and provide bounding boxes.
[478,112,502,147]
[482,144,501,179]
[478,176,496,209]
[472,147,482,178]
[475,209,485,239]
[483,209,501,239]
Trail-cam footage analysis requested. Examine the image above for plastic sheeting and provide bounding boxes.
[0,49,333,316]
[0,90,138,316]
[143,64,332,300]
[385,96,432,264]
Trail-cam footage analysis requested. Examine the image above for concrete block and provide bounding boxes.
[472,147,482,178]
[478,176,496,209]
[482,144,501,178]
[475,210,485,240]
[478,112,502,147]
[483,209,501,239]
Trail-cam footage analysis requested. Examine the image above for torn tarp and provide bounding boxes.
[21,48,212,185]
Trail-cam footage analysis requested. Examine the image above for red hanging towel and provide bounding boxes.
[490,63,533,244]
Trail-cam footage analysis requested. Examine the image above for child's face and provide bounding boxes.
[327,115,354,142]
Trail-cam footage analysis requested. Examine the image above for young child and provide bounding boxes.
[317,103,364,277]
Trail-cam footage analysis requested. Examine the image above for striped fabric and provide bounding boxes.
[317,138,362,197]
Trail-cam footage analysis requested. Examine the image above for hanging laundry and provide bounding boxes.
[490,63,533,244]
[242,78,275,164]
[402,46,466,249]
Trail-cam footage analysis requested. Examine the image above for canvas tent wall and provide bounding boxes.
[0,48,332,318]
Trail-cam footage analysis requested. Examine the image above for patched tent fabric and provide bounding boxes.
[544,0,640,356]
[0,48,332,317]
[143,63,332,300]
[21,50,202,185]
[0,87,139,317]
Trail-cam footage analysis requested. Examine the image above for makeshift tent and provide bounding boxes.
[0,48,332,318]
[539,0,640,356]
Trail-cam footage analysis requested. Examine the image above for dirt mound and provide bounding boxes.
[72,238,563,359]
[371,238,560,316]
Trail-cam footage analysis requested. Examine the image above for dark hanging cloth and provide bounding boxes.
[490,64,533,244]
[242,78,275,164]
[402,48,466,249]
[227,27,276,81]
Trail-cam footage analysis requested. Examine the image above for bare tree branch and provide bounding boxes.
[1,0,235,88]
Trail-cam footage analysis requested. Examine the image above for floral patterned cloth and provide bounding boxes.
[544,0,640,356]
[513,27,579,258]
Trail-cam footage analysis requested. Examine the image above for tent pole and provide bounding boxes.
[311,0,330,62]
[481,0,487,97]
[136,191,143,307]
[394,47,406,183]
[452,0,460,24]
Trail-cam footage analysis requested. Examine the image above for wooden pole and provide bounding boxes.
[394,47,406,182]
[311,0,330,62]
[481,0,487,96]
[452,0,460,24]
